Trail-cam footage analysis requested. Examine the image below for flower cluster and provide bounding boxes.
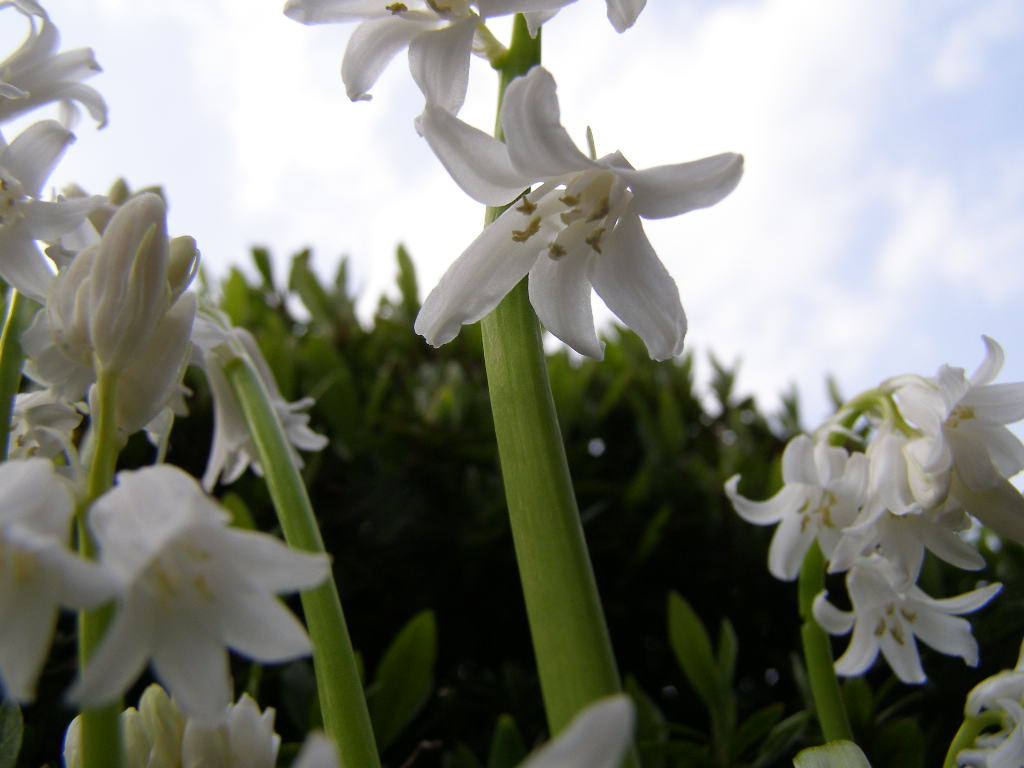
[727,337,1023,683]
[286,0,741,362]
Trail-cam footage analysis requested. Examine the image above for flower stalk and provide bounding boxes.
[798,543,853,742]
[223,355,379,768]
[0,288,30,461]
[481,16,633,756]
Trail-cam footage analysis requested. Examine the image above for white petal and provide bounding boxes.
[919,521,985,572]
[283,0,393,23]
[70,595,157,707]
[781,434,817,486]
[409,17,475,113]
[605,0,646,32]
[616,153,743,220]
[0,568,58,700]
[291,734,341,768]
[220,592,313,662]
[832,618,880,677]
[953,475,1024,546]
[521,695,634,768]
[971,335,1005,386]
[589,212,685,360]
[767,512,814,581]
[22,196,102,240]
[476,0,574,17]
[528,240,601,358]
[965,383,1024,425]
[153,625,231,721]
[420,102,528,205]
[723,475,803,526]
[1,119,74,196]
[216,529,329,592]
[415,208,540,346]
[910,610,979,666]
[342,16,426,102]
[501,67,594,180]
[910,581,1001,616]
[877,631,926,684]
[812,592,854,635]
[0,221,53,301]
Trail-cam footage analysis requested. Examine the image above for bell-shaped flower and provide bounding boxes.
[283,0,579,113]
[0,457,119,701]
[889,336,1024,545]
[520,694,634,768]
[192,307,328,491]
[181,691,281,767]
[415,66,743,360]
[0,119,104,301]
[7,388,81,459]
[725,434,866,581]
[69,465,330,720]
[813,554,1001,684]
[0,6,107,128]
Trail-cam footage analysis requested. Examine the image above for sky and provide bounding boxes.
[13,0,1024,429]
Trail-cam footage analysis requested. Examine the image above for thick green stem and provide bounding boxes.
[481,18,633,760]
[798,543,853,742]
[78,368,123,768]
[224,356,379,768]
[0,288,31,461]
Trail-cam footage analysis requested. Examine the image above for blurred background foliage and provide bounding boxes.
[14,246,1024,767]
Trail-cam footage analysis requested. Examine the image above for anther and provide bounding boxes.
[516,197,537,215]
[548,242,567,259]
[585,227,605,254]
[512,216,541,242]
[385,2,408,12]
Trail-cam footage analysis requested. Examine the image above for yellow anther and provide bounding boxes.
[559,194,579,207]
[874,618,886,637]
[890,623,906,645]
[587,196,610,222]
[511,216,541,242]
[548,242,567,259]
[585,227,606,254]
[516,197,537,215]
[900,607,916,622]
[385,2,408,11]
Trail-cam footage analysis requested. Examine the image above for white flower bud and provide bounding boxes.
[167,235,200,302]
[88,192,171,372]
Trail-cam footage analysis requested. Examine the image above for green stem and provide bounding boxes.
[78,368,123,768]
[224,356,379,768]
[798,543,853,742]
[0,288,31,461]
[943,711,1002,768]
[481,18,633,761]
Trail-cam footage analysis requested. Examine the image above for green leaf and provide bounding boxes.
[625,675,668,768]
[792,740,872,768]
[732,702,784,758]
[0,700,22,768]
[446,742,481,768]
[716,617,738,690]
[251,247,275,292]
[871,717,923,768]
[667,591,721,714]
[753,711,810,768]
[486,714,526,768]
[288,250,337,331]
[395,244,420,317]
[368,609,438,749]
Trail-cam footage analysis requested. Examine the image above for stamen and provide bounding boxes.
[587,196,610,222]
[516,197,537,215]
[585,227,605,254]
[548,242,567,259]
[559,194,579,207]
[385,2,408,12]
[511,216,541,242]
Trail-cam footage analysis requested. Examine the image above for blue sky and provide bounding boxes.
[19,0,1024,428]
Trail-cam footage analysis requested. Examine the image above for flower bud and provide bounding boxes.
[89,192,171,371]
[167,235,200,302]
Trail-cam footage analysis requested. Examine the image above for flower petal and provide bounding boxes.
[0,566,58,700]
[877,631,926,684]
[910,610,980,666]
[216,529,329,593]
[606,0,647,32]
[528,240,602,359]
[22,195,104,240]
[616,153,743,220]
[520,695,634,768]
[832,617,880,677]
[283,0,397,24]
[153,624,232,721]
[501,67,594,180]
[781,434,817,485]
[970,335,1004,386]
[409,16,475,113]
[812,592,854,635]
[220,592,313,662]
[341,16,426,102]
[589,212,685,360]
[723,475,804,526]
[415,207,540,346]
[476,0,574,17]
[0,219,53,301]
[1,119,73,197]
[419,102,528,205]
[964,382,1024,424]
[953,475,1024,546]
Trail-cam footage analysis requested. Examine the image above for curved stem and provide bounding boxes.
[481,18,634,765]
[798,543,853,742]
[943,711,1002,768]
[224,356,380,768]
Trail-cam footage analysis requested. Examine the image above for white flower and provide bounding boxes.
[0,119,103,301]
[813,555,1001,684]
[182,692,281,768]
[520,694,634,768]
[291,733,341,768]
[6,387,81,459]
[69,465,330,720]
[193,308,328,491]
[956,643,1024,767]
[0,458,118,701]
[724,434,867,581]
[283,0,578,112]
[415,66,742,360]
[888,336,1024,545]
[0,5,107,128]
